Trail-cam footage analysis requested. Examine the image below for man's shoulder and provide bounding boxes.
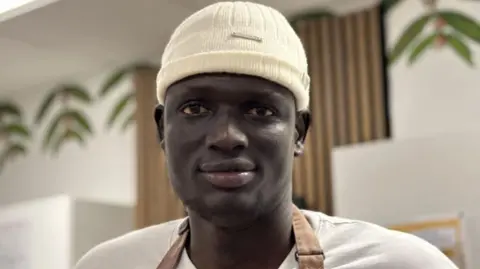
[303,210,458,268]
[75,218,185,269]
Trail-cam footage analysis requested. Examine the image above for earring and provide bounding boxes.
[294,142,304,156]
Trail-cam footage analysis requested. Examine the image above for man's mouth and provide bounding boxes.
[198,159,256,189]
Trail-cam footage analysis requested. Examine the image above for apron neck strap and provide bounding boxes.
[155,222,189,269]
[292,204,325,268]
[157,204,324,269]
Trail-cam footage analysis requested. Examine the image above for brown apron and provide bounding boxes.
[156,204,325,269]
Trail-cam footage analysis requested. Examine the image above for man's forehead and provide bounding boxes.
[165,73,292,99]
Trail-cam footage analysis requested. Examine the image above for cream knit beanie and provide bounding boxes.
[156,1,310,111]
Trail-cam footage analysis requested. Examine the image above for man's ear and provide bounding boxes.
[294,111,311,157]
[154,105,165,150]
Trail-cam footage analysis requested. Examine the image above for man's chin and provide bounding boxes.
[189,195,261,228]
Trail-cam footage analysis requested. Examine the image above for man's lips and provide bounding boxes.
[198,159,256,189]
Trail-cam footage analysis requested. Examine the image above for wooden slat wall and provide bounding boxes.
[290,7,388,215]
[134,68,185,228]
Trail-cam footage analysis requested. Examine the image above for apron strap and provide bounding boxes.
[292,205,325,269]
[157,204,324,269]
[156,220,189,269]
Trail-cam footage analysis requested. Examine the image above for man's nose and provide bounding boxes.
[206,116,248,154]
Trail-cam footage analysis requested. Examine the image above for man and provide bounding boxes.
[76,2,458,269]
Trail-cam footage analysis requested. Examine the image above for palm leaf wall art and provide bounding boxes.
[0,101,31,172]
[34,84,94,155]
[99,63,159,132]
[388,0,480,66]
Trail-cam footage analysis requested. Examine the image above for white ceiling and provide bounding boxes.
[0,0,368,95]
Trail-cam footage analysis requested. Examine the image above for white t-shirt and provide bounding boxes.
[75,210,458,269]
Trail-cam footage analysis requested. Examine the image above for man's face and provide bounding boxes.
[157,73,308,227]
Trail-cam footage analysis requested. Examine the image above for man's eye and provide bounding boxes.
[181,103,209,115]
[247,107,274,117]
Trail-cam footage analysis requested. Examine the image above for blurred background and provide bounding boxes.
[0,0,479,268]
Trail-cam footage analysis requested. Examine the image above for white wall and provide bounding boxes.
[0,69,136,207]
[72,197,133,264]
[332,133,480,267]
[387,0,480,139]
[0,195,72,269]
[0,195,133,268]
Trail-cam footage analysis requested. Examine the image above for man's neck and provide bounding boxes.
[187,200,294,269]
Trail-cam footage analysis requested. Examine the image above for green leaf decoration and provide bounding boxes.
[408,33,437,65]
[382,0,402,14]
[439,11,480,44]
[35,89,58,124]
[100,62,159,132]
[389,13,433,65]
[60,85,93,104]
[0,100,31,173]
[0,102,22,119]
[52,129,85,154]
[99,67,130,98]
[43,113,64,150]
[3,143,27,157]
[0,143,27,169]
[121,110,135,131]
[0,123,30,139]
[43,109,93,151]
[70,110,93,134]
[99,63,160,98]
[445,34,473,66]
[106,91,135,128]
